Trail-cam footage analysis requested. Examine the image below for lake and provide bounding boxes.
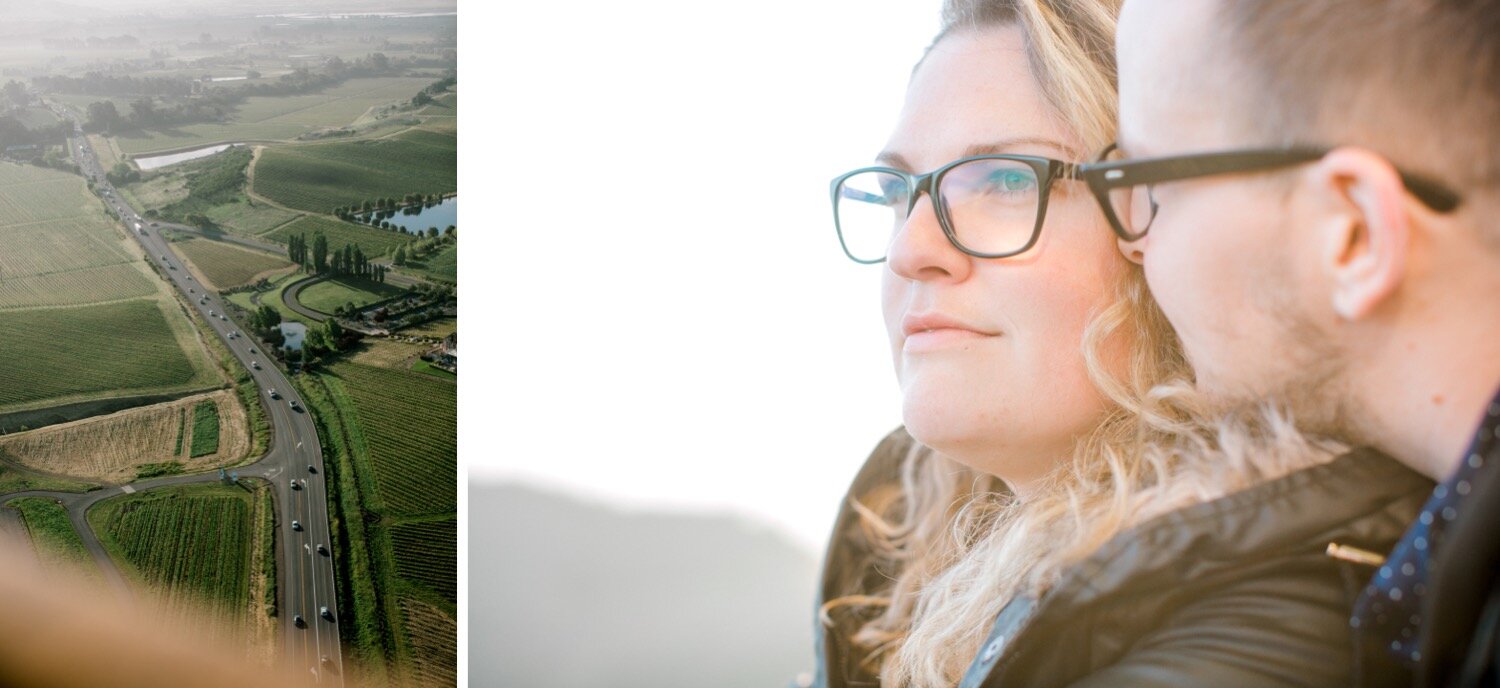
[135,143,240,171]
[280,322,308,351]
[361,196,457,235]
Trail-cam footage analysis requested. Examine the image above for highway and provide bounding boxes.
[60,115,345,685]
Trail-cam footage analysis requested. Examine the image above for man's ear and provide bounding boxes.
[1309,147,1412,321]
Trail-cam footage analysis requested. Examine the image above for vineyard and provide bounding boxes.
[0,390,246,484]
[251,125,456,213]
[6,497,97,577]
[114,77,432,155]
[0,300,212,413]
[88,483,254,616]
[389,518,456,604]
[0,162,155,309]
[298,276,406,314]
[189,400,220,458]
[330,361,455,516]
[264,215,410,260]
[399,597,458,688]
[174,238,293,291]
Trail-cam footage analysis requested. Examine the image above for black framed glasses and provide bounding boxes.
[830,155,1078,264]
[1078,144,1463,241]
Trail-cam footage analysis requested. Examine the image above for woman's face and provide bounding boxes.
[880,26,1128,492]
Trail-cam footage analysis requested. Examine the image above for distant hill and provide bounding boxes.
[471,481,821,688]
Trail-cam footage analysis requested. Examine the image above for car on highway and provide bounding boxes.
[317,544,329,556]
[209,310,215,317]
[249,347,257,354]
[291,520,302,531]
[308,464,317,474]
[320,606,333,621]
[268,388,278,398]
[294,614,305,628]
[289,400,300,411]
[167,263,175,270]
[188,288,194,293]
[160,255,167,260]
[251,361,261,370]
[291,480,302,491]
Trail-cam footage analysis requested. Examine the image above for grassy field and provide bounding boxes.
[296,356,456,685]
[0,300,220,414]
[0,462,98,495]
[88,483,254,617]
[401,318,456,339]
[298,276,406,314]
[0,390,247,483]
[12,106,61,129]
[173,237,293,290]
[264,215,411,260]
[188,400,220,458]
[402,243,456,284]
[6,497,97,576]
[113,78,432,156]
[329,362,454,516]
[251,125,456,213]
[224,271,313,326]
[0,162,155,309]
[204,201,300,237]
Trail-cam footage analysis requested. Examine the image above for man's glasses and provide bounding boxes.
[1077,144,1463,242]
[830,155,1078,264]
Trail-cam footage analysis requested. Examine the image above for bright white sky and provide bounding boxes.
[467,0,945,551]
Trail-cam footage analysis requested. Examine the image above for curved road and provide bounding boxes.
[25,114,347,685]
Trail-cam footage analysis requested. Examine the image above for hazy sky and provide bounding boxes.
[470,1,945,550]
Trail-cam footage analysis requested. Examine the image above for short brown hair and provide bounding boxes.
[1215,0,1500,205]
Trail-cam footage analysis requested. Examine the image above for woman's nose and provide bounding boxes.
[886,194,972,283]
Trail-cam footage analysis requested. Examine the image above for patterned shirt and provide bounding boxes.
[1351,387,1500,665]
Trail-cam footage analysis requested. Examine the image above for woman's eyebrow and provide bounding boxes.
[874,137,1082,173]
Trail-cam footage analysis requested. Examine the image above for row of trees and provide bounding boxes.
[332,193,448,220]
[287,232,389,282]
[409,75,455,107]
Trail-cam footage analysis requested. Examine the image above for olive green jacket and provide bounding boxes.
[814,428,1433,688]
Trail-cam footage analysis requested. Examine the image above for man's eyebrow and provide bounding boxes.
[875,137,1082,172]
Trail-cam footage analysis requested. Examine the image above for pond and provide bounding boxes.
[279,321,308,352]
[359,196,456,235]
[134,143,240,171]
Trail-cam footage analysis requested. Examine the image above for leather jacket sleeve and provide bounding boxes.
[1062,555,1358,688]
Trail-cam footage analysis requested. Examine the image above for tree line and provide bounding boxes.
[287,232,388,282]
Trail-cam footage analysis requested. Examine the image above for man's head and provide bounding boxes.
[1111,0,1500,469]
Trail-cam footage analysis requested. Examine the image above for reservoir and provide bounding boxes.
[361,196,457,235]
[134,143,240,171]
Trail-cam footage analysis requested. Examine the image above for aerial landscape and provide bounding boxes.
[0,1,456,685]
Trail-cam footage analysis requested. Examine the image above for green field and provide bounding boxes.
[204,201,300,237]
[402,243,456,284]
[113,78,432,156]
[0,300,217,413]
[88,483,254,615]
[295,357,456,684]
[298,276,406,314]
[389,518,456,604]
[252,126,456,213]
[329,362,454,516]
[6,497,96,574]
[11,106,61,129]
[188,400,220,458]
[0,462,99,495]
[173,237,292,289]
[224,271,313,326]
[0,162,155,309]
[173,408,185,455]
[264,214,411,259]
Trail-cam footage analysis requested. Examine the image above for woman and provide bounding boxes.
[815,1,1432,686]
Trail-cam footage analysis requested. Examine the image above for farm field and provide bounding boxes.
[0,161,155,309]
[401,317,456,339]
[188,400,220,458]
[401,243,456,284]
[113,77,432,156]
[0,390,247,483]
[12,106,61,129]
[328,361,454,516]
[298,276,406,314]
[296,357,455,684]
[5,497,98,577]
[251,125,456,213]
[264,214,410,260]
[173,237,293,290]
[204,201,300,237]
[347,338,429,371]
[88,483,256,619]
[0,299,220,415]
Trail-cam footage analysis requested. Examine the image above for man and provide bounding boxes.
[1089,0,1500,685]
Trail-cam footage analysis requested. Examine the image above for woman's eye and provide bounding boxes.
[989,171,1037,192]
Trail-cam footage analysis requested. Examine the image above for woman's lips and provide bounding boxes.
[903,327,995,353]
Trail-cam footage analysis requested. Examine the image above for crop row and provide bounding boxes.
[332,361,455,515]
[189,400,220,458]
[0,263,155,310]
[0,300,198,410]
[389,518,456,604]
[398,597,457,688]
[95,487,251,614]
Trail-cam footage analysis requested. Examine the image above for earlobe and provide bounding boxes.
[1314,148,1411,321]
[1117,237,1145,265]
